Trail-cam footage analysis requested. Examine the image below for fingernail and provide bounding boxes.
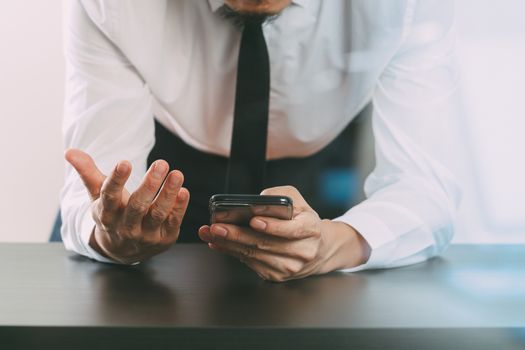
[200,229,212,242]
[169,172,180,187]
[65,149,77,163]
[116,161,129,175]
[252,218,267,231]
[153,161,167,179]
[211,225,228,237]
[178,188,188,201]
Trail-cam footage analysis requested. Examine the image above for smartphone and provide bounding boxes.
[209,194,293,226]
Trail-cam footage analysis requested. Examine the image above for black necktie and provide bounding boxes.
[225,20,270,194]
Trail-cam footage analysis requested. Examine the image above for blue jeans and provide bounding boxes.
[50,212,62,242]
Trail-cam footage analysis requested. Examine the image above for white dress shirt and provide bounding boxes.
[61,0,461,270]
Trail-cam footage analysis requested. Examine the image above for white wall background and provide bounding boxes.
[0,1,65,242]
[0,0,523,243]
[454,0,525,243]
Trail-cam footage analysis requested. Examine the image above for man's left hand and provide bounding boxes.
[198,186,371,282]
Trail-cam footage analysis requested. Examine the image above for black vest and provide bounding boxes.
[51,111,365,243]
[147,114,363,242]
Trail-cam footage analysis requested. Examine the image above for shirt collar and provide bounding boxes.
[208,0,310,13]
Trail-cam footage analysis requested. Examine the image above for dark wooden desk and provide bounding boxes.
[0,243,524,349]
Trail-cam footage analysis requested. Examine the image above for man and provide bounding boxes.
[61,0,460,281]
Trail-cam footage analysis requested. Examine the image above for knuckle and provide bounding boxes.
[119,220,135,235]
[148,206,167,223]
[99,211,113,227]
[296,220,314,238]
[290,229,302,240]
[235,228,247,242]
[256,271,269,281]
[117,226,131,238]
[166,215,182,231]
[298,246,317,262]
[309,224,321,238]
[299,219,309,232]
[144,179,160,193]
[162,187,176,199]
[100,189,118,203]
[128,200,149,214]
[260,271,274,281]
[243,246,257,259]
[284,261,302,276]
[124,228,141,241]
[271,274,286,283]
[255,237,270,251]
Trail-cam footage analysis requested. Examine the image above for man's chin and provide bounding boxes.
[218,4,280,27]
[224,0,291,17]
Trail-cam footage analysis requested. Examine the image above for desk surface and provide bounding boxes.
[1,243,524,349]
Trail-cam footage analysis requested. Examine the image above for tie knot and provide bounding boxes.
[244,17,265,28]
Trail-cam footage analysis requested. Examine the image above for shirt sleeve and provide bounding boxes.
[60,1,154,262]
[333,0,462,271]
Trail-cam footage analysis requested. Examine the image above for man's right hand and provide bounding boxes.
[65,149,190,264]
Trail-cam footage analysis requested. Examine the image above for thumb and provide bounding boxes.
[65,148,106,200]
[260,185,310,210]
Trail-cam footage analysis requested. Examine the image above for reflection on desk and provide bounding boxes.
[0,243,524,350]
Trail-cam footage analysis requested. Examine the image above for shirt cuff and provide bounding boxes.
[79,210,119,264]
[332,208,398,272]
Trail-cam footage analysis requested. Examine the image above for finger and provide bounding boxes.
[242,258,288,282]
[65,148,106,200]
[124,160,169,229]
[164,187,190,241]
[100,160,132,213]
[208,241,308,281]
[260,185,307,208]
[207,238,279,268]
[198,225,212,242]
[207,222,317,262]
[207,223,290,255]
[143,170,183,230]
[249,213,317,239]
[209,241,308,281]
[208,242,282,281]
